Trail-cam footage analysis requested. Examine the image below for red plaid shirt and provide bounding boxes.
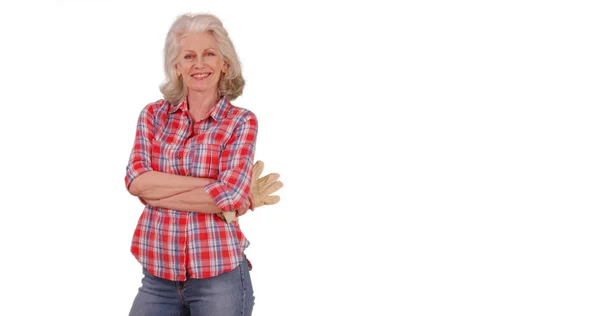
[125,96,257,281]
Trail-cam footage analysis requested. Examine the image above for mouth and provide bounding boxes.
[191,72,212,81]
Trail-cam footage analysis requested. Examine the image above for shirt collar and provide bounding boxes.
[169,99,187,114]
[169,96,231,122]
[209,96,231,121]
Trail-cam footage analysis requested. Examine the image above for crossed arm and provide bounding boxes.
[128,171,223,214]
[125,102,257,216]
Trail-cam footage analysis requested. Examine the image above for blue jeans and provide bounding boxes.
[129,259,255,316]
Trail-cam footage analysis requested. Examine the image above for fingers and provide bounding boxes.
[263,195,280,205]
[257,173,280,190]
[259,172,280,183]
[237,198,251,217]
[260,173,280,185]
[249,194,255,211]
[262,180,284,196]
[250,162,283,209]
[237,208,248,217]
[252,161,264,182]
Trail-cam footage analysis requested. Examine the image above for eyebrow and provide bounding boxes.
[182,48,217,53]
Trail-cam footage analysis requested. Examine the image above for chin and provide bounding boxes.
[188,85,218,93]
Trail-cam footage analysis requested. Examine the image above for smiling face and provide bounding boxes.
[175,31,229,96]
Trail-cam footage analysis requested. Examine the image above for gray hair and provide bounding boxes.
[159,13,245,104]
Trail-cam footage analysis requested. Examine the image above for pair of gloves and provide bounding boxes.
[217,160,283,223]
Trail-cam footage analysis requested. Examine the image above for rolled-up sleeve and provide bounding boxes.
[204,112,258,211]
[125,103,156,190]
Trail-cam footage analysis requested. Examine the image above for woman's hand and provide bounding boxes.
[217,194,253,223]
[217,160,283,223]
[237,194,254,217]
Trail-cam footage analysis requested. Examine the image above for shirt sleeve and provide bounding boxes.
[124,103,157,190]
[204,112,258,212]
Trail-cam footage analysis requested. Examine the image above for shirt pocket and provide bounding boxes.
[182,143,221,178]
[150,139,179,173]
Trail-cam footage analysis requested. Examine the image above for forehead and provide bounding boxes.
[179,31,218,51]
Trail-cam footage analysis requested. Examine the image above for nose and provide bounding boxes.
[193,56,207,68]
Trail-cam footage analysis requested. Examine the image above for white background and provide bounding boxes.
[1,0,599,315]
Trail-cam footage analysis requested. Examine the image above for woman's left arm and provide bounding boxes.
[144,187,223,213]
[146,112,258,213]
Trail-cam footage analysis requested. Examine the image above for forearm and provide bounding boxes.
[145,187,223,214]
[129,171,214,200]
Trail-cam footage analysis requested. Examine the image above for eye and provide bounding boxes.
[205,52,216,57]
[184,54,194,60]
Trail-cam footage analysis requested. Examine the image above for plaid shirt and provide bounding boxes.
[125,96,257,281]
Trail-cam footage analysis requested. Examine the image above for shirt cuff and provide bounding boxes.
[125,162,153,189]
[204,182,237,212]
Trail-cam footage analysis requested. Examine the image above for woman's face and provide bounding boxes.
[175,31,228,96]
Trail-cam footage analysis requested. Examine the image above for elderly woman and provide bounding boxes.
[124,13,279,316]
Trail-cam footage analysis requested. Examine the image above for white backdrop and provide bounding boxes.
[1,0,599,315]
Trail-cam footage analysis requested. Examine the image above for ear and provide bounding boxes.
[175,64,182,77]
[222,62,229,74]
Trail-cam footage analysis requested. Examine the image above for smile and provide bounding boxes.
[191,73,211,80]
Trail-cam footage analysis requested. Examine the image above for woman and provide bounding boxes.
[124,13,278,316]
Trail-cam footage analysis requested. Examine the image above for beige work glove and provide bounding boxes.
[218,160,283,223]
[250,160,283,207]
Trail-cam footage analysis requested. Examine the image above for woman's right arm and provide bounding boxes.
[129,171,214,200]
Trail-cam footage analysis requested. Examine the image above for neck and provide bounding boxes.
[186,89,220,118]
